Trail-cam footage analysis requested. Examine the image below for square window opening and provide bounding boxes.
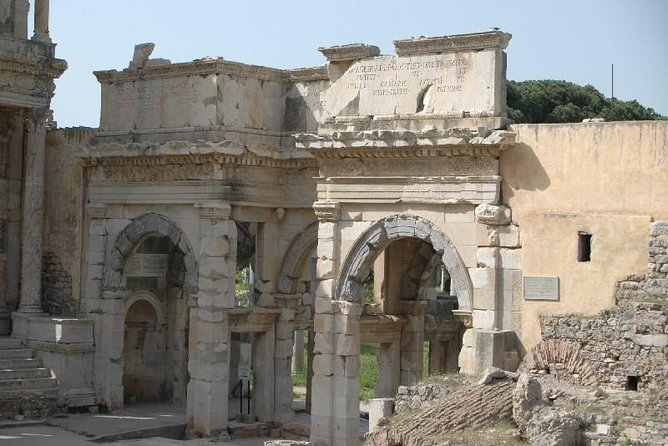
[626,375,639,391]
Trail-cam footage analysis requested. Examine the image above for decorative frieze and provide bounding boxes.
[296,129,515,158]
[313,201,340,222]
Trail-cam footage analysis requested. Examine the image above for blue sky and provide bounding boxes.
[49,0,668,127]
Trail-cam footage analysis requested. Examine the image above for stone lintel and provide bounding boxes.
[228,308,281,332]
[318,43,381,62]
[360,314,406,344]
[394,30,512,56]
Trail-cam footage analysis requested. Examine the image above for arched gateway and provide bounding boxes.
[335,214,473,311]
[94,213,198,409]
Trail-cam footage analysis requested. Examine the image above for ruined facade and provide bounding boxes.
[0,3,666,445]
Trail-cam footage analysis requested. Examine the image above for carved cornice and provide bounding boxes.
[78,139,318,169]
[394,30,512,56]
[287,66,329,82]
[95,59,327,84]
[296,129,515,159]
[313,201,340,222]
[318,43,381,62]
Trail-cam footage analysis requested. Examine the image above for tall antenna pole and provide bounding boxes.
[611,64,615,121]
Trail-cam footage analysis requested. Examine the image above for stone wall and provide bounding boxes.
[41,251,79,316]
[504,121,668,350]
[535,222,668,391]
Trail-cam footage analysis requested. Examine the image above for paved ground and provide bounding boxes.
[0,424,271,445]
[0,402,368,445]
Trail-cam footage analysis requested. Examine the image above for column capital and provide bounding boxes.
[196,202,231,220]
[313,201,340,222]
[24,108,49,134]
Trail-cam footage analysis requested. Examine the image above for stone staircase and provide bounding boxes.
[0,336,60,420]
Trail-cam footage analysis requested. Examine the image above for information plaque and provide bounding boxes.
[523,276,559,301]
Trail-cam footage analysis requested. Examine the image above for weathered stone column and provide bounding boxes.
[12,109,49,336]
[399,301,426,385]
[32,0,51,43]
[292,329,305,373]
[377,341,400,398]
[274,294,300,423]
[187,202,236,437]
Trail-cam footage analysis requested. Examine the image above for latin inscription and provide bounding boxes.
[523,276,560,301]
[347,56,470,97]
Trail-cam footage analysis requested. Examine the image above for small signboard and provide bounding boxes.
[238,366,251,380]
[523,276,559,301]
[125,254,169,277]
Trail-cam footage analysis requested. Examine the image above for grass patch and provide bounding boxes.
[434,418,526,446]
[360,344,379,402]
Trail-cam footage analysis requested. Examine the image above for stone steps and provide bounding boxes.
[0,367,50,380]
[0,348,34,359]
[0,338,23,349]
[0,376,57,391]
[0,337,60,420]
[0,357,43,369]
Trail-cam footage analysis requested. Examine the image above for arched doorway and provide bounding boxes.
[123,296,163,403]
[98,213,198,408]
[337,215,474,396]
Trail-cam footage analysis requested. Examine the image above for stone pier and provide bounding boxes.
[186,202,236,437]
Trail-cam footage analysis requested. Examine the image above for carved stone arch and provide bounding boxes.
[125,291,166,326]
[103,213,198,294]
[276,221,319,294]
[519,339,598,386]
[336,214,473,311]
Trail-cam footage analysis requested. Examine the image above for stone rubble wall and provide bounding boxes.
[41,251,79,316]
[0,389,59,421]
[539,222,668,391]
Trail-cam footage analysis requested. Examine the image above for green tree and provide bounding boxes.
[507,80,663,123]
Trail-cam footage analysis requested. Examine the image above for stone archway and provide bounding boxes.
[96,213,198,409]
[276,221,318,294]
[335,214,473,311]
[103,213,198,294]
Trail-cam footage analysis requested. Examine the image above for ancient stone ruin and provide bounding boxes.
[0,2,666,445]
